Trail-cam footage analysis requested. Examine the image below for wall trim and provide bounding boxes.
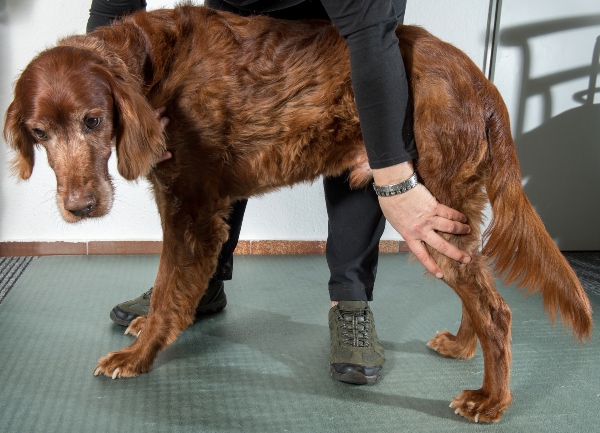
[0,240,409,256]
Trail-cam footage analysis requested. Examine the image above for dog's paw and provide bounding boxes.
[93,348,151,379]
[427,330,477,359]
[125,316,147,338]
[449,389,511,423]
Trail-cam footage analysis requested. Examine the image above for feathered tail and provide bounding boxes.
[482,95,592,341]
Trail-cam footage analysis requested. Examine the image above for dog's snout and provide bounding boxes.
[64,194,96,218]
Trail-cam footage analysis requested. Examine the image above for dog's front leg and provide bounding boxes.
[94,199,231,379]
[93,253,191,379]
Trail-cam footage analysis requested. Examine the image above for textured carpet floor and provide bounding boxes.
[564,251,600,296]
[0,254,598,432]
[0,256,35,304]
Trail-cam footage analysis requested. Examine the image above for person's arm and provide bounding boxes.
[321,0,471,278]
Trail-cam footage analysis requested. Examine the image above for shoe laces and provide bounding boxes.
[142,288,153,299]
[336,307,372,348]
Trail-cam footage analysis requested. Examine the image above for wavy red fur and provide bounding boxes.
[3,5,592,423]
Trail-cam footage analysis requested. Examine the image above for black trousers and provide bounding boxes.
[87,0,407,300]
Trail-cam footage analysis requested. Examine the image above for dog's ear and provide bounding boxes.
[109,72,166,181]
[3,95,36,181]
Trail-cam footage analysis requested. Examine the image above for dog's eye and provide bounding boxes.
[84,117,101,130]
[31,128,47,140]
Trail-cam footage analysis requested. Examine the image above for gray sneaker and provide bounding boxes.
[329,300,386,385]
[109,279,227,326]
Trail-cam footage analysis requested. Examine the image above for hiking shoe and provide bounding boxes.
[329,300,386,385]
[109,279,227,326]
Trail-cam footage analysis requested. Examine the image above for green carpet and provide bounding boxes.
[0,255,598,432]
[564,252,600,296]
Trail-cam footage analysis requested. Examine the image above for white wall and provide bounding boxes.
[493,0,600,249]
[0,0,491,243]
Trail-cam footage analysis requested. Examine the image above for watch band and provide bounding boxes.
[372,172,418,197]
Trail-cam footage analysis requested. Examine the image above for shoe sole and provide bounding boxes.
[329,365,381,385]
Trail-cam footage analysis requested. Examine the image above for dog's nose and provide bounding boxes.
[68,204,95,217]
[64,194,96,217]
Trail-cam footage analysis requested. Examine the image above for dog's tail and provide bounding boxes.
[482,93,592,341]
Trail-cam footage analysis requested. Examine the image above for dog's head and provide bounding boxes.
[3,44,165,222]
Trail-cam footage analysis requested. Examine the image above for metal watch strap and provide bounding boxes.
[372,172,418,197]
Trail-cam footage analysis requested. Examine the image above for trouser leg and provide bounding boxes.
[324,175,386,301]
[213,199,248,280]
[321,0,407,302]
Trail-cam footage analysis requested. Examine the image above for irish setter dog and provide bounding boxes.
[4,5,592,422]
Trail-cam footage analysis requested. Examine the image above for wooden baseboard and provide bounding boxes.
[0,240,409,256]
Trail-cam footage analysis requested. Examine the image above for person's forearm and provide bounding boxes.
[372,161,414,186]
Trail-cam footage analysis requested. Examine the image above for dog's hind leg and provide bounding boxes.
[427,304,478,359]
[94,197,232,379]
[433,251,513,422]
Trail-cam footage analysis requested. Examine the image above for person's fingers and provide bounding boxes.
[421,229,471,264]
[406,238,444,278]
[377,183,472,269]
[431,215,471,235]
[436,203,468,224]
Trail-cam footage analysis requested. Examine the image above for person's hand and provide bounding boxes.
[154,107,172,163]
[373,162,471,279]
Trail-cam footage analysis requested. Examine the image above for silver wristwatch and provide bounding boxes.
[372,172,418,197]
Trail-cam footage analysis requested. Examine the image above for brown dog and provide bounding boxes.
[3,5,592,422]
